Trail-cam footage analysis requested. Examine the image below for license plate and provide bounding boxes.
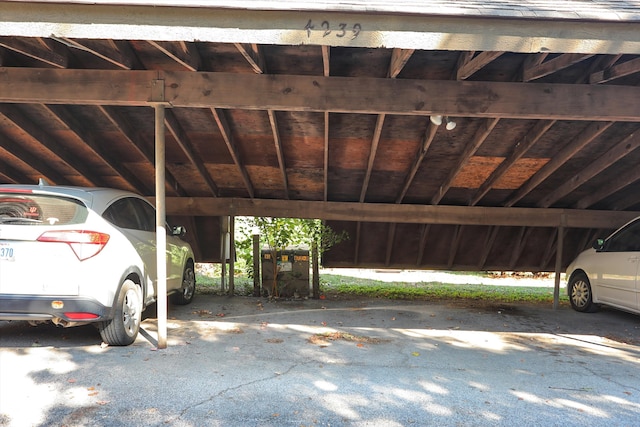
[0,245,15,261]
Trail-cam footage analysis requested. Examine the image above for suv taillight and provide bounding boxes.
[37,231,110,261]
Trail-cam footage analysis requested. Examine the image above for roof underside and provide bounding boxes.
[2,0,640,270]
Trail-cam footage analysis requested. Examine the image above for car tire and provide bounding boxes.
[98,280,143,346]
[568,272,598,313]
[170,263,196,305]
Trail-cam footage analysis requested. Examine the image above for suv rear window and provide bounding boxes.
[0,194,88,225]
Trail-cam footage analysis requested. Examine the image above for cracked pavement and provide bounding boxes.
[1,295,640,426]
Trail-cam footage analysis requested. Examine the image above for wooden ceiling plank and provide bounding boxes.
[0,133,68,184]
[478,226,499,270]
[505,121,614,207]
[415,224,430,266]
[388,48,414,78]
[447,225,464,268]
[523,53,594,82]
[509,227,530,269]
[267,109,289,199]
[575,165,640,209]
[359,113,385,202]
[210,107,255,198]
[457,51,503,80]
[148,40,200,71]
[98,105,186,196]
[384,223,396,266]
[431,117,499,205]
[396,123,438,203]
[234,43,265,74]
[164,109,219,196]
[590,57,640,84]
[0,158,31,184]
[0,37,68,68]
[470,119,555,206]
[0,105,101,186]
[539,128,640,208]
[5,69,640,121]
[158,197,640,230]
[42,104,150,193]
[612,193,640,211]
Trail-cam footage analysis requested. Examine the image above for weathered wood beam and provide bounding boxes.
[98,105,186,196]
[447,225,464,268]
[384,223,396,266]
[415,224,430,266]
[267,110,289,199]
[539,128,640,208]
[323,111,329,201]
[509,227,530,269]
[523,53,594,82]
[456,51,503,80]
[470,119,555,206]
[478,226,500,270]
[590,57,640,84]
[148,40,200,71]
[3,69,640,121]
[0,133,68,184]
[52,37,140,70]
[354,221,362,265]
[0,105,102,186]
[574,164,640,209]
[0,37,68,68]
[150,197,640,229]
[42,104,150,193]
[0,159,30,184]
[431,118,499,205]
[360,113,385,202]
[396,122,438,203]
[388,48,414,78]
[505,121,614,207]
[235,43,265,74]
[210,108,255,198]
[164,109,219,197]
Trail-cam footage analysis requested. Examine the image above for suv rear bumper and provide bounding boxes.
[0,294,109,323]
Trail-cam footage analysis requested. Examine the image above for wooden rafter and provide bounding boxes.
[523,53,594,82]
[447,225,464,268]
[148,40,201,71]
[415,224,430,266]
[470,120,555,206]
[395,122,438,203]
[0,158,31,184]
[0,36,68,68]
[42,104,150,193]
[53,37,141,70]
[210,107,255,198]
[590,57,640,84]
[388,48,414,78]
[384,223,396,266]
[509,227,531,269]
[456,51,503,80]
[539,128,640,208]
[322,46,330,201]
[235,43,265,74]
[98,105,187,196]
[478,226,500,270]
[267,109,289,199]
[575,165,640,209]
[164,109,219,197]
[0,105,101,186]
[359,114,385,202]
[505,121,614,207]
[431,118,499,205]
[0,132,68,184]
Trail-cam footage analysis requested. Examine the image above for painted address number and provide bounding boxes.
[304,20,362,40]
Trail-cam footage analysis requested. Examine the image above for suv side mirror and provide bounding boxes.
[172,226,187,237]
[592,238,605,251]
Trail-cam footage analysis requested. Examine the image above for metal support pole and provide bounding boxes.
[229,215,235,296]
[154,104,168,348]
[553,225,564,310]
[252,233,260,296]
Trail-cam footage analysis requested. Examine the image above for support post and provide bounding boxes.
[220,216,227,292]
[553,225,564,310]
[154,104,168,349]
[312,241,320,299]
[252,232,261,296]
[229,215,235,296]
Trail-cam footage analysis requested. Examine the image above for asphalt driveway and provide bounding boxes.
[1,295,639,426]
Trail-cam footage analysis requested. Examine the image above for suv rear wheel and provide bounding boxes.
[98,280,142,346]
[171,263,196,305]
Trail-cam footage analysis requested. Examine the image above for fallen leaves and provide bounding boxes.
[308,331,388,346]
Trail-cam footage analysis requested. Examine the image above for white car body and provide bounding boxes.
[0,183,196,345]
[566,217,640,315]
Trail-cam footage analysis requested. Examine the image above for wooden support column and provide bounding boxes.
[154,103,168,349]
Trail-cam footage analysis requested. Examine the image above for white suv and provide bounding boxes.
[0,182,196,345]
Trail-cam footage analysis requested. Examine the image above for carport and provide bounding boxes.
[2,0,640,346]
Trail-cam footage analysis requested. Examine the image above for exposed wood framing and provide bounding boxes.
[267,109,289,199]
[457,51,503,80]
[523,53,593,81]
[148,40,201,71]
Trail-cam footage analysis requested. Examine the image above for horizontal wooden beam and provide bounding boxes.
[2,1,640,54]
[2,68,640,121]
[153,197,640,229]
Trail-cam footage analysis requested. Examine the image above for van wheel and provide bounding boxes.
[98,280,142,346]
[171,264,196,305]
[568,273,598,313]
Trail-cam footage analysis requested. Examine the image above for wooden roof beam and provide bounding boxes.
[574,165,640,209]
[456,51,503,80]
[98,105,187,196]
[235,43,265,74]
[395,123,438,204]
[267,110,289,199]
[523,53,594,82]
[505,121,614,207]
[210,108,255,198]
[322,46,330,201]
[0,158,31,184]
[538,128,640,208]
[148,40,201,71]
[0,133,68,185]
[431,118,499,205]
[52,37,141,70]
[0,105,102,187]
[359,114,385,202]
[164,109,219,197]
[388,48,414,78]
[590,57,640,84]
[0,37,68,68]
[470,119,555,206]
